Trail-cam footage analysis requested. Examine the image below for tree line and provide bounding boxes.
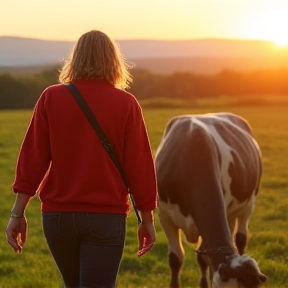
[0,67,287,109]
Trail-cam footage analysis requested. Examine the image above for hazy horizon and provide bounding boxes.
[1,36,287,72]
[0,34,282,44]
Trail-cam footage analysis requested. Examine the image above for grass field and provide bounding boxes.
[0,97,288,288]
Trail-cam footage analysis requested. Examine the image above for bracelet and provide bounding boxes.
[10,212,25,219]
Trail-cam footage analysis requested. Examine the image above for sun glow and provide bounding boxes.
[244,3,288,46]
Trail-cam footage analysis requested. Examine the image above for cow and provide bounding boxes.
[155,112,267,288]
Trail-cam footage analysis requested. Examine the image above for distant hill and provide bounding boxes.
[0,36,288,74]
[131,56,288,74]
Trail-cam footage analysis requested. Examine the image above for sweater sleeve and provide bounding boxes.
[12,93,51,196]
[123,100,157,212]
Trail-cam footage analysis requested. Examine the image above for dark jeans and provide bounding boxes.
[42,212,126,288]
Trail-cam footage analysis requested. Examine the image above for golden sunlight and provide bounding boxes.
[244,4,288,46]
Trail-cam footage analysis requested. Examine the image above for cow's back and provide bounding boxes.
[155,112,261,221]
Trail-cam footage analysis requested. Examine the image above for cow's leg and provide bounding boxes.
[159,212,184,288]
[196,242,209,288]
[235,231,246,255]
[235,203,254,255]
[227,217,237,249]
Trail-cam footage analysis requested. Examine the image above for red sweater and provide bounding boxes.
[13,79,157,214]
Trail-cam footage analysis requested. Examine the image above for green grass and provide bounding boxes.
[0,97,288,288]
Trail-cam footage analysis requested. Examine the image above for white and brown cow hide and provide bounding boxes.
[155,112,266,288]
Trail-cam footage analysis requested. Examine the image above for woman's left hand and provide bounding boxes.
[6,217,28,254]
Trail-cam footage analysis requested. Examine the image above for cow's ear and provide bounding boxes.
[259,273,267,283]
[218,263,233,282]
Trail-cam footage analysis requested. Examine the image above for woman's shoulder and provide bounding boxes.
[114,87,139,105]
[42,83,67,94]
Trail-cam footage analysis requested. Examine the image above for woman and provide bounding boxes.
[6,30,157,288]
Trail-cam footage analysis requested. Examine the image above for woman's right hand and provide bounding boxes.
[6,217,28,253]
[137,222,156,257]
[137,211,156,257]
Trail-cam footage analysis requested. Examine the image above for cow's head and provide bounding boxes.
[212,254,267,288]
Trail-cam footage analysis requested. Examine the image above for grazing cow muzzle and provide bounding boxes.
[214,255,267,288]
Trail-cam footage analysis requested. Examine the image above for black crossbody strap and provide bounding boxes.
[65,83,141,224]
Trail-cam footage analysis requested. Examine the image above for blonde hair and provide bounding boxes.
[59,30,133,89]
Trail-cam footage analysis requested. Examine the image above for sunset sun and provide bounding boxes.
[244,4,288,46]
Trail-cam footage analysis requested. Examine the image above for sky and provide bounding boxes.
[1,0,288,46]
